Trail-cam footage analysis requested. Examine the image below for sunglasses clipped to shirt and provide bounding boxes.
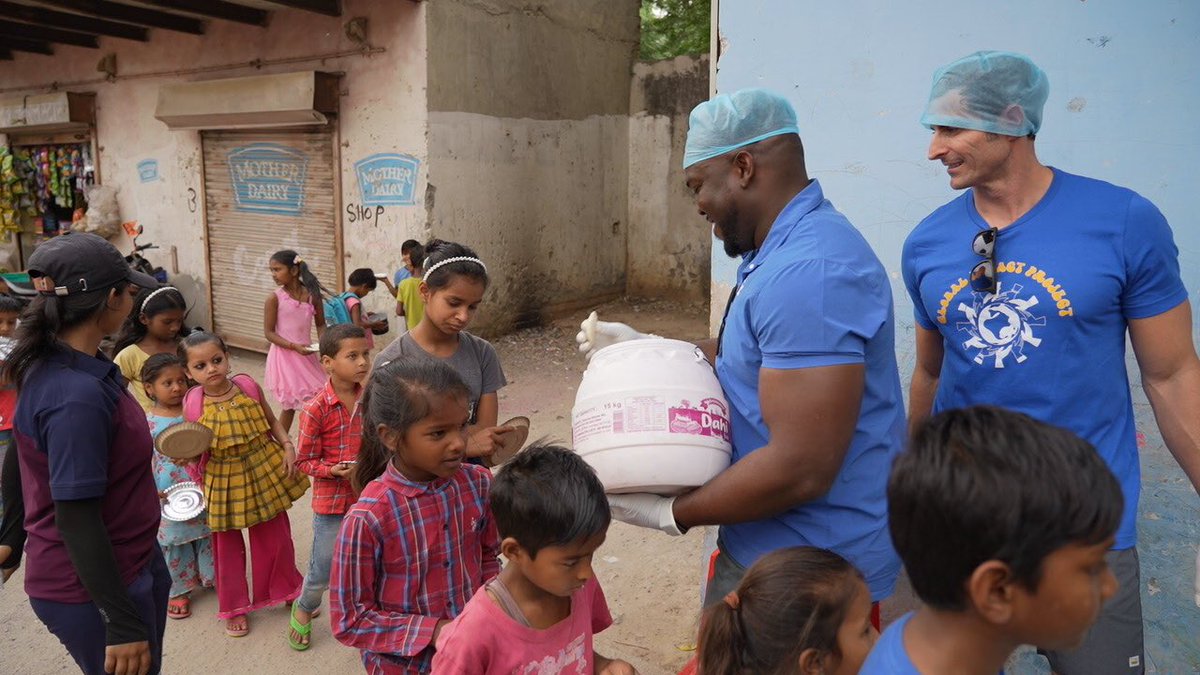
[970,227,999,294]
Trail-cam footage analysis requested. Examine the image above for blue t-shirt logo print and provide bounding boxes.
[956,283,1047,368]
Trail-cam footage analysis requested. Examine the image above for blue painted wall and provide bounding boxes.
[715,1,1199,671]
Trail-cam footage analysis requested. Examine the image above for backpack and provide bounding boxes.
[183,373,265,423]
[322,291,357,326]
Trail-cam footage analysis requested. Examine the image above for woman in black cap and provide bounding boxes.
[0,232,167,675]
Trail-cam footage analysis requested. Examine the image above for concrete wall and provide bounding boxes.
[0,0,427,331]
[716,1,1200,670]
[425,0,640,333]
[627,54,711,302]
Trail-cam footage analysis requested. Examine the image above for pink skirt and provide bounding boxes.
[264,344,326,409]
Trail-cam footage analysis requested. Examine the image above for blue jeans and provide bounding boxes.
[296,513,344,614]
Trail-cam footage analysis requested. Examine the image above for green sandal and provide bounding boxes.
[287,604,312,651]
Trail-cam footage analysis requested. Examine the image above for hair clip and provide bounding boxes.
[723,591,740,610]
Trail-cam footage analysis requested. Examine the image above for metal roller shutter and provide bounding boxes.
[201,128,340,352]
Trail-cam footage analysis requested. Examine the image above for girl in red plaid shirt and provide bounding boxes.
[330,358,501,674]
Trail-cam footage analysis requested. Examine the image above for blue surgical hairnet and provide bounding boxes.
[683,88,800,169]
[921,51,1049,137]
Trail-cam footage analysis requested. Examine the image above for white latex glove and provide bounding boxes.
[576,311,656,360]
[608,494,683,536]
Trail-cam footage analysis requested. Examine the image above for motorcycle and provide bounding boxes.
[124,223,168,285]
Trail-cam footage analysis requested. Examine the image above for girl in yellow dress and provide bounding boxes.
[179,330,309,638]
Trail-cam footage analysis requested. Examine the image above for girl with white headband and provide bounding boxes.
[372,239,516,463]
[113,285,189,411]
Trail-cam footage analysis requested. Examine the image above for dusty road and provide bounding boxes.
[0,298,711,675]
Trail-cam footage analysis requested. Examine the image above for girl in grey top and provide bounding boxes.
[373,240,512,464]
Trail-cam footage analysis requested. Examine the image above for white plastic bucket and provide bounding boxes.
[572,338,732,495]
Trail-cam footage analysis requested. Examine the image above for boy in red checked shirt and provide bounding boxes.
[288,324,371,650]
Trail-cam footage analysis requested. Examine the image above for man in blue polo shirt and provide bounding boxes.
[578,89,906,612]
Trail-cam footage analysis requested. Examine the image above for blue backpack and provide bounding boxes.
[322,292,357,326]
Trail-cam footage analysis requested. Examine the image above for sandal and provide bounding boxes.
[167,595,191,620]
[287,604,312,651]
[225,615,249,638]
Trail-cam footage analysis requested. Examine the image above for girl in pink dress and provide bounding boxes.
[264,250,329,432]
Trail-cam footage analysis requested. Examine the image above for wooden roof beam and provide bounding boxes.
[37,0,206,35]
[0,18,98,48]
[143,0,269,27]
[5,36,53,55]
[0,1,147,41]
[265,0,341,18]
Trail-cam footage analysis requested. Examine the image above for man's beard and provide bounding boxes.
[722,235,744,258]
[718,208,751,258]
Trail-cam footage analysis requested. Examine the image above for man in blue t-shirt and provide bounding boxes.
[578,89,906,611]
[903,51,1200,675]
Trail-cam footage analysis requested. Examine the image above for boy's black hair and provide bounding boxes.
[491,443,611,558]
[889,406,1123,611]
[401,239,420,253]
[408,244,425,270]
[348,268,378,289]
[320,323,366,358]
[0,294,23,314]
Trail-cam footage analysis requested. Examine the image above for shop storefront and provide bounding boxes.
[0,92,101,272]
[156,71,342,351]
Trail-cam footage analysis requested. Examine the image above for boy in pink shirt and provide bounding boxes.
[432,444,636,674]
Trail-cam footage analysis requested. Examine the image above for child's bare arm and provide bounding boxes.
[259,393,297,475]
[263,292,308,353]
[594,654,638,674]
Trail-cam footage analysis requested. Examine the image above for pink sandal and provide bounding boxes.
[167,596,190,619]
[225,615,249,637]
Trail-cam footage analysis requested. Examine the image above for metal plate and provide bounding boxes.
[162,481,206,522]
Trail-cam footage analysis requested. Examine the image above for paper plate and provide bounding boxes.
[490,416,531,465]
[162,481,206,522]
[367,312,389,336]
[155,422,214,460]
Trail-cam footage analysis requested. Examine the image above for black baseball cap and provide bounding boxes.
[27,232,159,296]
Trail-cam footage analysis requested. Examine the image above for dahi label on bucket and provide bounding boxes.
[573,396,730,444]
[571,338,733,495]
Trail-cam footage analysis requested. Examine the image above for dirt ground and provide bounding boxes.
[0,298,714,675]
